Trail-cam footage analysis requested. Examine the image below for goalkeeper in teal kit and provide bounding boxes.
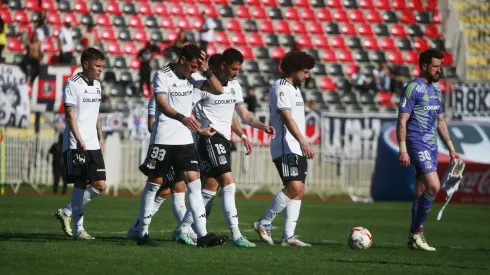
[396,49,459,251]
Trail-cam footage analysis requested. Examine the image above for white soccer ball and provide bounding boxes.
[347,227,372,250]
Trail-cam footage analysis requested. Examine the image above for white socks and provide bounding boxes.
[221,183,241,240]
[62,185,100,217]
[70,187,85,233]
[139,181,160,238]
[187,179,208,238]
[259,191,291,226]
[171,192,187,223]
[283,199,302,239]
[152,196,165,216]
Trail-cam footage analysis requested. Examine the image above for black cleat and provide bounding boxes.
[197,233,228,248]
[137,234,158,246]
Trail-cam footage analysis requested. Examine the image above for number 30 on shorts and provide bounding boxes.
[150,146,166,161]
[417,150,432,161]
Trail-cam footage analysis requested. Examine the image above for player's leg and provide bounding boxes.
[408,178,425,247]
[53,168,60,194]
[201,176,219,217]
[170,180,198,246]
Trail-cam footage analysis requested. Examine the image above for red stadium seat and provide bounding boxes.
[227,19,242,32]
[317,9,333,22]
[42,0,57,11]
[160,17,175,29]
[313,36,330,49]
[74,0,90,14]
[246,0,261,5]
[169,4,184,17]
[377,91,394,106]
[322,49,337,62]
[284,7,300,21]
[358,23,374,36]
[108,41,123,55]
[432,10,441,24]
[359,0,374,9]
[375,0,391,10]
[203,5,219,18]
[251,7,266,19]
[231,33,247,45]
[271,46,286,59]
[238,6,252,18]
[327,0,342,9]
[176,17,191,30]
[130,57,141,70]
[25,0,41,11]
[320,76,336,91]
[293,22,307,34]
[301,9,316,21]
[263,0,278,6]
[425,25,442,38]
[51,26,62,38]
[107,1,122,15]
[215,32,230,45]
[400,10,416,24]
[442,51,454,66]
[18,24,33,36]
[363,37,379,50]
[366,10,383,23]
[238,46,254,59]
[346,63,358,76]
[333,9,349,22]
[380,37,396,50]
[42,38,58,53]
[297,34,313,48]
[341,23,356,36]
[412,65,420,77]
[294,0,309,7]
[124,42,138,55]
[391,24,408,37]
[186,4,201,17]
[413,37,430,51]
[192,18,204,30]
[350,10,365,23]
[139,2,154,16]
[260,20,274,33]
[339,49,354,62]
[47,12,62,25]
[64,13,79,26]
[14,10,29,24]
[408,0,424,11]
[249,33,265,46]
[392,0,407,10]
[206,43,218,56]
[96,14,112,27]
[7,37,24,52]
[134,29,149,42]
[276,21,291,34]
[199,0,214,3]
[308,22,324,34]
[154,3,168,16]
[167,30,180,42]
[405,51,418,64]
[0,9,13,23]
[101,28,117,41]
[388,50,404,64]
[331,35,346,49]
[425,0,438,11]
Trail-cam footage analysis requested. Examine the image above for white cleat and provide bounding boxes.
[281,235,312,247]
[409,232,436,251]
[74,230,95,240]
[54,209,73,237]
[253,221,274,245]
[127,228,139,240]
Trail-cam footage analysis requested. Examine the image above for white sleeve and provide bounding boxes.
[274,85,292,111]
[63,81,77,107]
[192,88,207,106]
[148,95,156,117]
[234,84,245,105]
[152,71,170,94]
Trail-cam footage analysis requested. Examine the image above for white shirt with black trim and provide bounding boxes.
[193,80,244,140]
[151,64,205,145]
[62,73,102,151]
[269,78,306,159]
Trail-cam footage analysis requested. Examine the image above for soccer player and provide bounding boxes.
[54,48,106,240]
[136,44,227,247]
[253,51,315,246]
[173,49,275,248]
[397,49,459,251]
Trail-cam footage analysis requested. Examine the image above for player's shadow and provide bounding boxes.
[0,232,128,245]
[328,258,489,271]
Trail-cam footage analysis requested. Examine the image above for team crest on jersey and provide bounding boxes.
[146,159,156,170]
[423,94,429,101]
[218,155,227,165]
[230,88,235,96]
[425,161,432,169]
[279,91,285,97]
[96,88,101,94]
[290,167,299,177]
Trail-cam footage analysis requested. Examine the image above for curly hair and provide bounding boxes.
[280,51,316,75]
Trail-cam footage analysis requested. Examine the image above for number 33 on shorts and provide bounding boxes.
[151,146,166,161]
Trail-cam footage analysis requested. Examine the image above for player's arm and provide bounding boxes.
[235,104,275,138]
[155,93,200,132]
[96,113,104,152]
[279,110,314,159]
[147,96,156,133]
[437,114,459,159]
[397,82,418,167]
[63,82,86,151]
[231,116,252,155]
[147,116,155,133]
[197,50,224,95]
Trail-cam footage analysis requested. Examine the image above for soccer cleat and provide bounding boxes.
[253,221,274,245]
[280,235,312,247]
[127,228,139,240]
[137,234,158,246]
[54,209,73,237]
[408,232,436,251]
[73,230,95,240]
[172,231,197,246]
[232,236,256,248]
[196,233,228,248]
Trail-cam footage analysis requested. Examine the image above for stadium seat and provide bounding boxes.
[130,57,141,70]
[101,28,117,41]
[297,34,313,48]
[203,6,219,18]
[279,35,295,47]
[383,11,398,23]
[408,25,424,37]
[313,35,330,49]
[317,9,333,22]
[265,34,279,46]
[18,24,32,37]
[41,0,57,11]
[412,65,420,77]
[366,10,383,23]
[392,0,407,10]
[59,1,71,12]
[251,6,266,18]
[278,0,293,6]
[293,22,307,34]
[7,37,24,52]
[230,0,244,4]
[425,0,438,11]
[31,12,42,23]
[91,1,104,14]
[7,0,21,10]
[413,37,430,51]
[25,0,40,11]
[0,9,13,23]
[333,9,349,22]
[107,1,122,15]
[6,25,16,37]
[388,50,404,64]
[415,12,430,24]
[391,24,407,37]
[249,32,265,46]
[113,15,126,28]
[64,13,79,26]
[397,38,413,50]
[331,35,346,49]
[327,0,342,9]
[150,31,164,43]
[311,0,325,7]
[255,47,270,59]
[325,23,340,35]
[425,25,442,38]
[226,19,242,32]
[42,38,58,53]
[380,37,396,50]
[269,8,283,20]
[301,9,316,21]
[319,76,337,91]
[238,46,254,59]
[118,29,132,41]
[108,41,123,55]
[154,3,168,16]
[192,18,204,30]
[400,10,416,24]
[350,9,365,22]
[262,60,279,74]
[260,20,275,33]
[375,0,391,10]
[145,16,159,29]
[206,43,218,56]
[312,63,327,75]
[139,2,154,16]
[322,49,337,62]
[363,37,379,50]
[405,51,418,64]
[220,6,234,17]
[339,49,354,62]
[166,30,180,42]
[294,0,309,7]
[249,75,268,87]
[408,0,424,11]
[346,63,358,76]
[215,0,229,4]
[358,23,374,36]
[81,14,94,26]
[231,33,247,45]
[187,4,201,17]
[134,29,149,42]
[14,10,29,24]
[347,37,362,49]
[432,10,441,24]
[284,7,300,21]
[341,23,356,36]
[442,51,454,66]
[215,32,230,45]
[264,0,279,6]
[74,0,90,13]
[123,2,137,15]
[96,14,112,27]
[247,0,261,5]
[168,3,184,17]
[276,21,291,34]
[430,39,445,51]
[370,51,386,63]
[355,50,370,63]
[160,18,175,29]
[359,0,374,9]
[308,22,323,34]
[343,0,357,9]
[47,12,62,25]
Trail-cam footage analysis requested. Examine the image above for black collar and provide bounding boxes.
[168,63,187,80]
[78,73,94,86]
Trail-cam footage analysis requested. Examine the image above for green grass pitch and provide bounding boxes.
[0,194,489,274]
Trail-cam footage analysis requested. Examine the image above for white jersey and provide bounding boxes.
[151,64,205,145]
[193,80,244,140]
[62,73,102,151]
[269,78,306,159]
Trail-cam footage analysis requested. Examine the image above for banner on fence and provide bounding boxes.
[452,82,490,120]
[0,64,30,128]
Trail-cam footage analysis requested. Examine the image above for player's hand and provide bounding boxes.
[198,50,208,72]
[77,140,87,152]
[181,116,201,132]
[264,126,276,139]
[243,138,252,155]
[199,127,216,137]
[99,140,104,153]
[449,150,460,164]
[300,139,315,159]
[399,152,410,167]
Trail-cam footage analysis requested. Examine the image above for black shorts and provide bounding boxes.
[273,154,308,184]
[64,149,106,183]
[197,134,232,178]
[139,143,199,179]
[139,157,181,184]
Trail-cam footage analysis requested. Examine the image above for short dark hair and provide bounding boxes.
[180,44,202,61]
[81,48,104,64]
[222,48,243,65]
[419,49,443,69]
[280,51,316,75]
[208,54,223,70]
